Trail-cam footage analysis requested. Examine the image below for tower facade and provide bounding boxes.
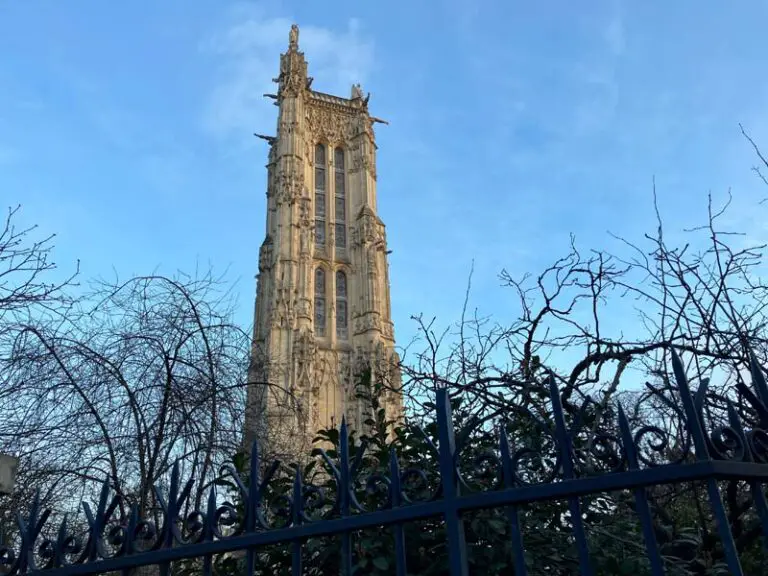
[245,25,402,459]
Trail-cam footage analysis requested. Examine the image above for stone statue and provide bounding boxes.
[351,83,363,100]
[289,24,299,50]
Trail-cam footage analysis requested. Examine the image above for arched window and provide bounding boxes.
[314,144,326,246]
[336,270,348,339]
[314,268,326,336]
[334,148,346,249]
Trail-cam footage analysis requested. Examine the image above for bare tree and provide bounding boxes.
[0,270,253,522]
[399,185,768,419]
[0,204,78,325]
[741,123,768,192]
[391,164,768,571]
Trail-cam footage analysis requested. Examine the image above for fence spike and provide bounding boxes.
[292,467,303,576]
[748,347,768,409]
[617,405,665,575]
[436,387,469,576]
[671,348,745,575]
[7,371,768,576]
[548,374,594,575]
[499,423,528,576]
[389,448,407,576]
[339,414,353,575]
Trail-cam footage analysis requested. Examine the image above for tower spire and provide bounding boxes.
[276,24,307,98]
[245,29,403,461]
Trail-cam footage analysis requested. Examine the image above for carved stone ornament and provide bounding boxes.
[298,197,311,226]
[365,146,377,179]
[275,169,305,205]
[259,238,274,272]
[351,135,376,178]
[278,51,308,97]
[307,108,355,145]
[294,329,316,374]
[353,312,381,335]
[382,320,394,340]
[354,210,384,248]
[351,142,365,172]
[296,297,311,319]
[339,352,352,390]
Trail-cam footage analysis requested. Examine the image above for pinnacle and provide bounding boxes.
[288,24,299,51]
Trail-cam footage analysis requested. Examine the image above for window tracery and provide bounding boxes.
[315,267,326,336]
[315,144,326,246]
[334,147,346,249]
[336,270,348,340]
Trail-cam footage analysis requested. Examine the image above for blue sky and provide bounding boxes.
[2,0,768,364]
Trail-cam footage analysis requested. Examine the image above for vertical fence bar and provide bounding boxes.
[435,388,469,576]
[157,463,182,576]
[19,492,43,574]
[339,418,353,576]
[748,349,768,413]
[670,350,744,576]
[752,477,768,555]
[725,402,768,554]
[500,426,528,576]
[202,487,216,576]
[81,481,110,568]
[617,407,665,576]
[17,371,768,576]
[548,376,594,576]
[246,441,262,576]
[745,351,768,552]
[389,449,407,576]
[292,468,304,576]
[119,505,138,576]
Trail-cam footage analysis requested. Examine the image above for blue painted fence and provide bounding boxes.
[2,348,768,575]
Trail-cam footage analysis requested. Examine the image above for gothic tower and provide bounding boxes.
[245,25,402,460]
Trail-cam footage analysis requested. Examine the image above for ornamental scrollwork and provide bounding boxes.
[4,348,768,575]
[307,108,355,145]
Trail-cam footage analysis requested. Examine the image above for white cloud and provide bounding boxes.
[201,9,374,142]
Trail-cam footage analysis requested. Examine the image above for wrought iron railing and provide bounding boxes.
[2,348,768,575]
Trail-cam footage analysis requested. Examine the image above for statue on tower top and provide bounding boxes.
[289,24,299,50]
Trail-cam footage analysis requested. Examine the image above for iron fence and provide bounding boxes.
[2,348,768,575]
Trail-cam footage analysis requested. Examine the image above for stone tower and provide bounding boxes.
[245,25,402,460]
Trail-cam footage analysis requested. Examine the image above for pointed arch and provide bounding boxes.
[314,144,326,246]
[314,267,326,336]
[334,147,346,249]
[336,269,348,340]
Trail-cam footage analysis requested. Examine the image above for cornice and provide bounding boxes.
[308,90,367,117]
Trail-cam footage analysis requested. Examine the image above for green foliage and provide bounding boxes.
[210,371,766,575]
